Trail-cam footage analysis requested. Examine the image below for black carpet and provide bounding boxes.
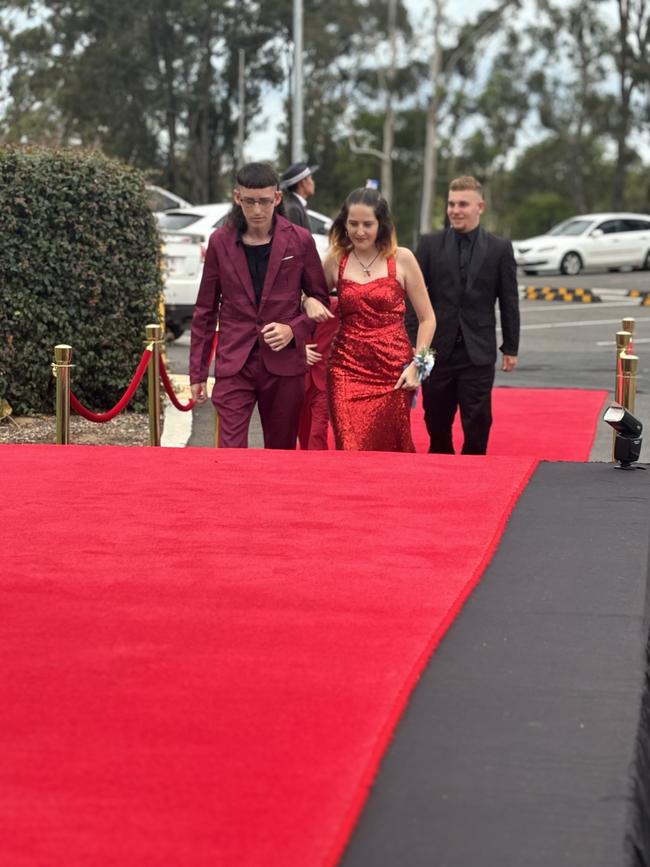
[341,462,650,867]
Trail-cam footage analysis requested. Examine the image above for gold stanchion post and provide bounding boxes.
[620,354,639,414]
[622,317,635,348]
[146,323,163,446]
[212,323,220,447]
[53,344,72,445]
[613,330,632,459]
[614,331,632,404]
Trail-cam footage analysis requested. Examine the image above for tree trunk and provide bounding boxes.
[381,99,394,204]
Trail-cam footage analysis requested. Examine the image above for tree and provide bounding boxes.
[0,0,287,201]
[275,0,415,207]
[610,0,650,207]
[523,0,618,212]
[418,0,522,234]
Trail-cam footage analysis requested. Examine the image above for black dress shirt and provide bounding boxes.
[240,240,272,306]
[455,226,479,288]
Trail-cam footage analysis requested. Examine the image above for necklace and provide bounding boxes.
[351,248,381,277]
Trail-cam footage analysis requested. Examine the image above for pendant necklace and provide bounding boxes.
[352,248,380,277]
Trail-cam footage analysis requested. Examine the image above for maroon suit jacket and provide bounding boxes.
[190,215,330,383]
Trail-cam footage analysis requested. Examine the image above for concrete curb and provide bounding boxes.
[160,373,210,448]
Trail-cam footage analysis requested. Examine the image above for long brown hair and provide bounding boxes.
[329,188,397,260]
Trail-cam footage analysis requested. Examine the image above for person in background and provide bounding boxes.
[323,187,436,452]
[189,161,330,449]
[280,162,317,229]
[406,175,520,455]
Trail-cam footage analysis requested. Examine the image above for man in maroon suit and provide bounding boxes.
[190,162,330,449]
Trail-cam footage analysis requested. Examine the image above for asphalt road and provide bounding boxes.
[519,266,650,292]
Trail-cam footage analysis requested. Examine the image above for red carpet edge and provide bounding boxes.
[327,455,540,866]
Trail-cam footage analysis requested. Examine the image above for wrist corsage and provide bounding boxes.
[412,347,435,382]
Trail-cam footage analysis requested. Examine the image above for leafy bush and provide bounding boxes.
[0,146,163,415]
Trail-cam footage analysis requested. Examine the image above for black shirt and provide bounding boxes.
[239,239,272,306]
[454,226,479,287]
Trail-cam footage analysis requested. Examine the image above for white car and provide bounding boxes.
[158,203,332,338]
[146,184,192,215]
[514,212,650,276]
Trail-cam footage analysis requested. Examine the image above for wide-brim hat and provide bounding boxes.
[280,161,319,190]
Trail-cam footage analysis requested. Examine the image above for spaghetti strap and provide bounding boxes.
[338,254,349,286]
[387,256,397,279]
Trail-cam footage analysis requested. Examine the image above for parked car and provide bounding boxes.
[158,203,333,338]
[513,213,650,276]
[146,184,192,215]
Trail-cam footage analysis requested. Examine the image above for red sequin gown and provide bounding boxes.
[327,254,415,452]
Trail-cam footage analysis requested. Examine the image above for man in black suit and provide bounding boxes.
[407,175,520,455]
[280,162,317,229]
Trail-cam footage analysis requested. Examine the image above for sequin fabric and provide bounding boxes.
[327,254,415,452]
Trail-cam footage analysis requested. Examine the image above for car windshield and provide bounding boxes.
[157,212,203,231]
[548,219,593,237]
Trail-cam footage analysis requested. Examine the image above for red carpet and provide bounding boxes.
[1,445,537,866]
[326,387,607,460]
[423,387,608,460]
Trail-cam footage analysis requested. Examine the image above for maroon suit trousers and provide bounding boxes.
[212,346,305,449]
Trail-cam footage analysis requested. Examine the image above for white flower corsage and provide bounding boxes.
[412,347,435,382]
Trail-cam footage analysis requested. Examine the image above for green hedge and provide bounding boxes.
[0,147,163,415]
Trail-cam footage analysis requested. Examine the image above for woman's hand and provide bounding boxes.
[394,361,419,390]
[303,296,334,322]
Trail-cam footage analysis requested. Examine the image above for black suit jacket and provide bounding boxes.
[283,192,310,229]
[407,227,520,366]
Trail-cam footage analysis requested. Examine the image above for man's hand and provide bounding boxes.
[261,322,294,351]
[191,382,209,404]
[502,354,518,372]
[302,296,334,322]
[305,343,322,366]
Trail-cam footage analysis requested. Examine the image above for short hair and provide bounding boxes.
[227,161,284,231]
[236,161,280,190]
[449,175,483,198]
[329,187,397,260]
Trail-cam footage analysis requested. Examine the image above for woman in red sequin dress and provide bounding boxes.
[320,188,436,451]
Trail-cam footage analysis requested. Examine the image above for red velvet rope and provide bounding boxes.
[159,356,195,412]
[208,330,218,366]
[70,348,153,423]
